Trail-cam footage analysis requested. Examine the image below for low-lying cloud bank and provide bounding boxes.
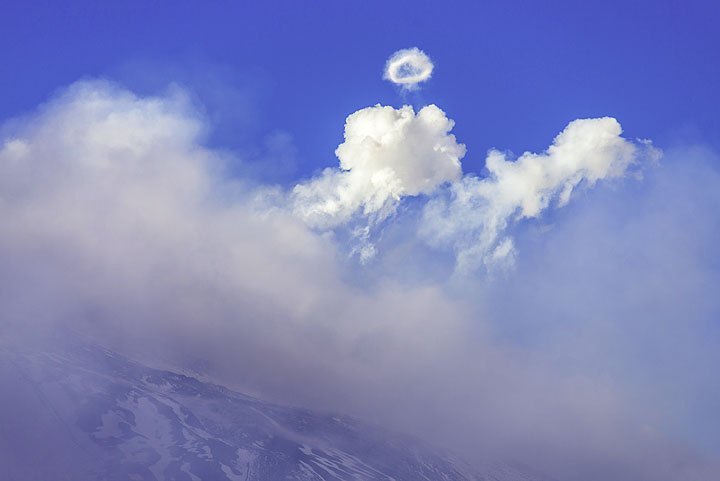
[1,80,719,481]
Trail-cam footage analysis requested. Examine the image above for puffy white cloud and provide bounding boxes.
[292,104,465,229]
[383,47,434,90]
[420,117,658,272]
[292,108,655,270]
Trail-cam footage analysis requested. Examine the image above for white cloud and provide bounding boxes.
[420,117,659,273]
[292,104,465,229]
[383,48,434,90]
[2,79,719,481]
[0,79,466,388]
[291,106,656,270]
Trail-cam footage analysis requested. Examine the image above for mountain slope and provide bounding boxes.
[0,341,543,481]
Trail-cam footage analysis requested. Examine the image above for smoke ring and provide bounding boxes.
[384,48,434,88]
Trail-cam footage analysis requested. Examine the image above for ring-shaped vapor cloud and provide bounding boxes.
[384,47,434,90]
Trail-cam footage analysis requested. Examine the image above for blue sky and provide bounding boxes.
[2,2,720,480]
[2,0,719,177]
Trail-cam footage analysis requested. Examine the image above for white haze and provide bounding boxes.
[1,80,719,481]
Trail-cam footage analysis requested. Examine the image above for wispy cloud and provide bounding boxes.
[421,117,659,272]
